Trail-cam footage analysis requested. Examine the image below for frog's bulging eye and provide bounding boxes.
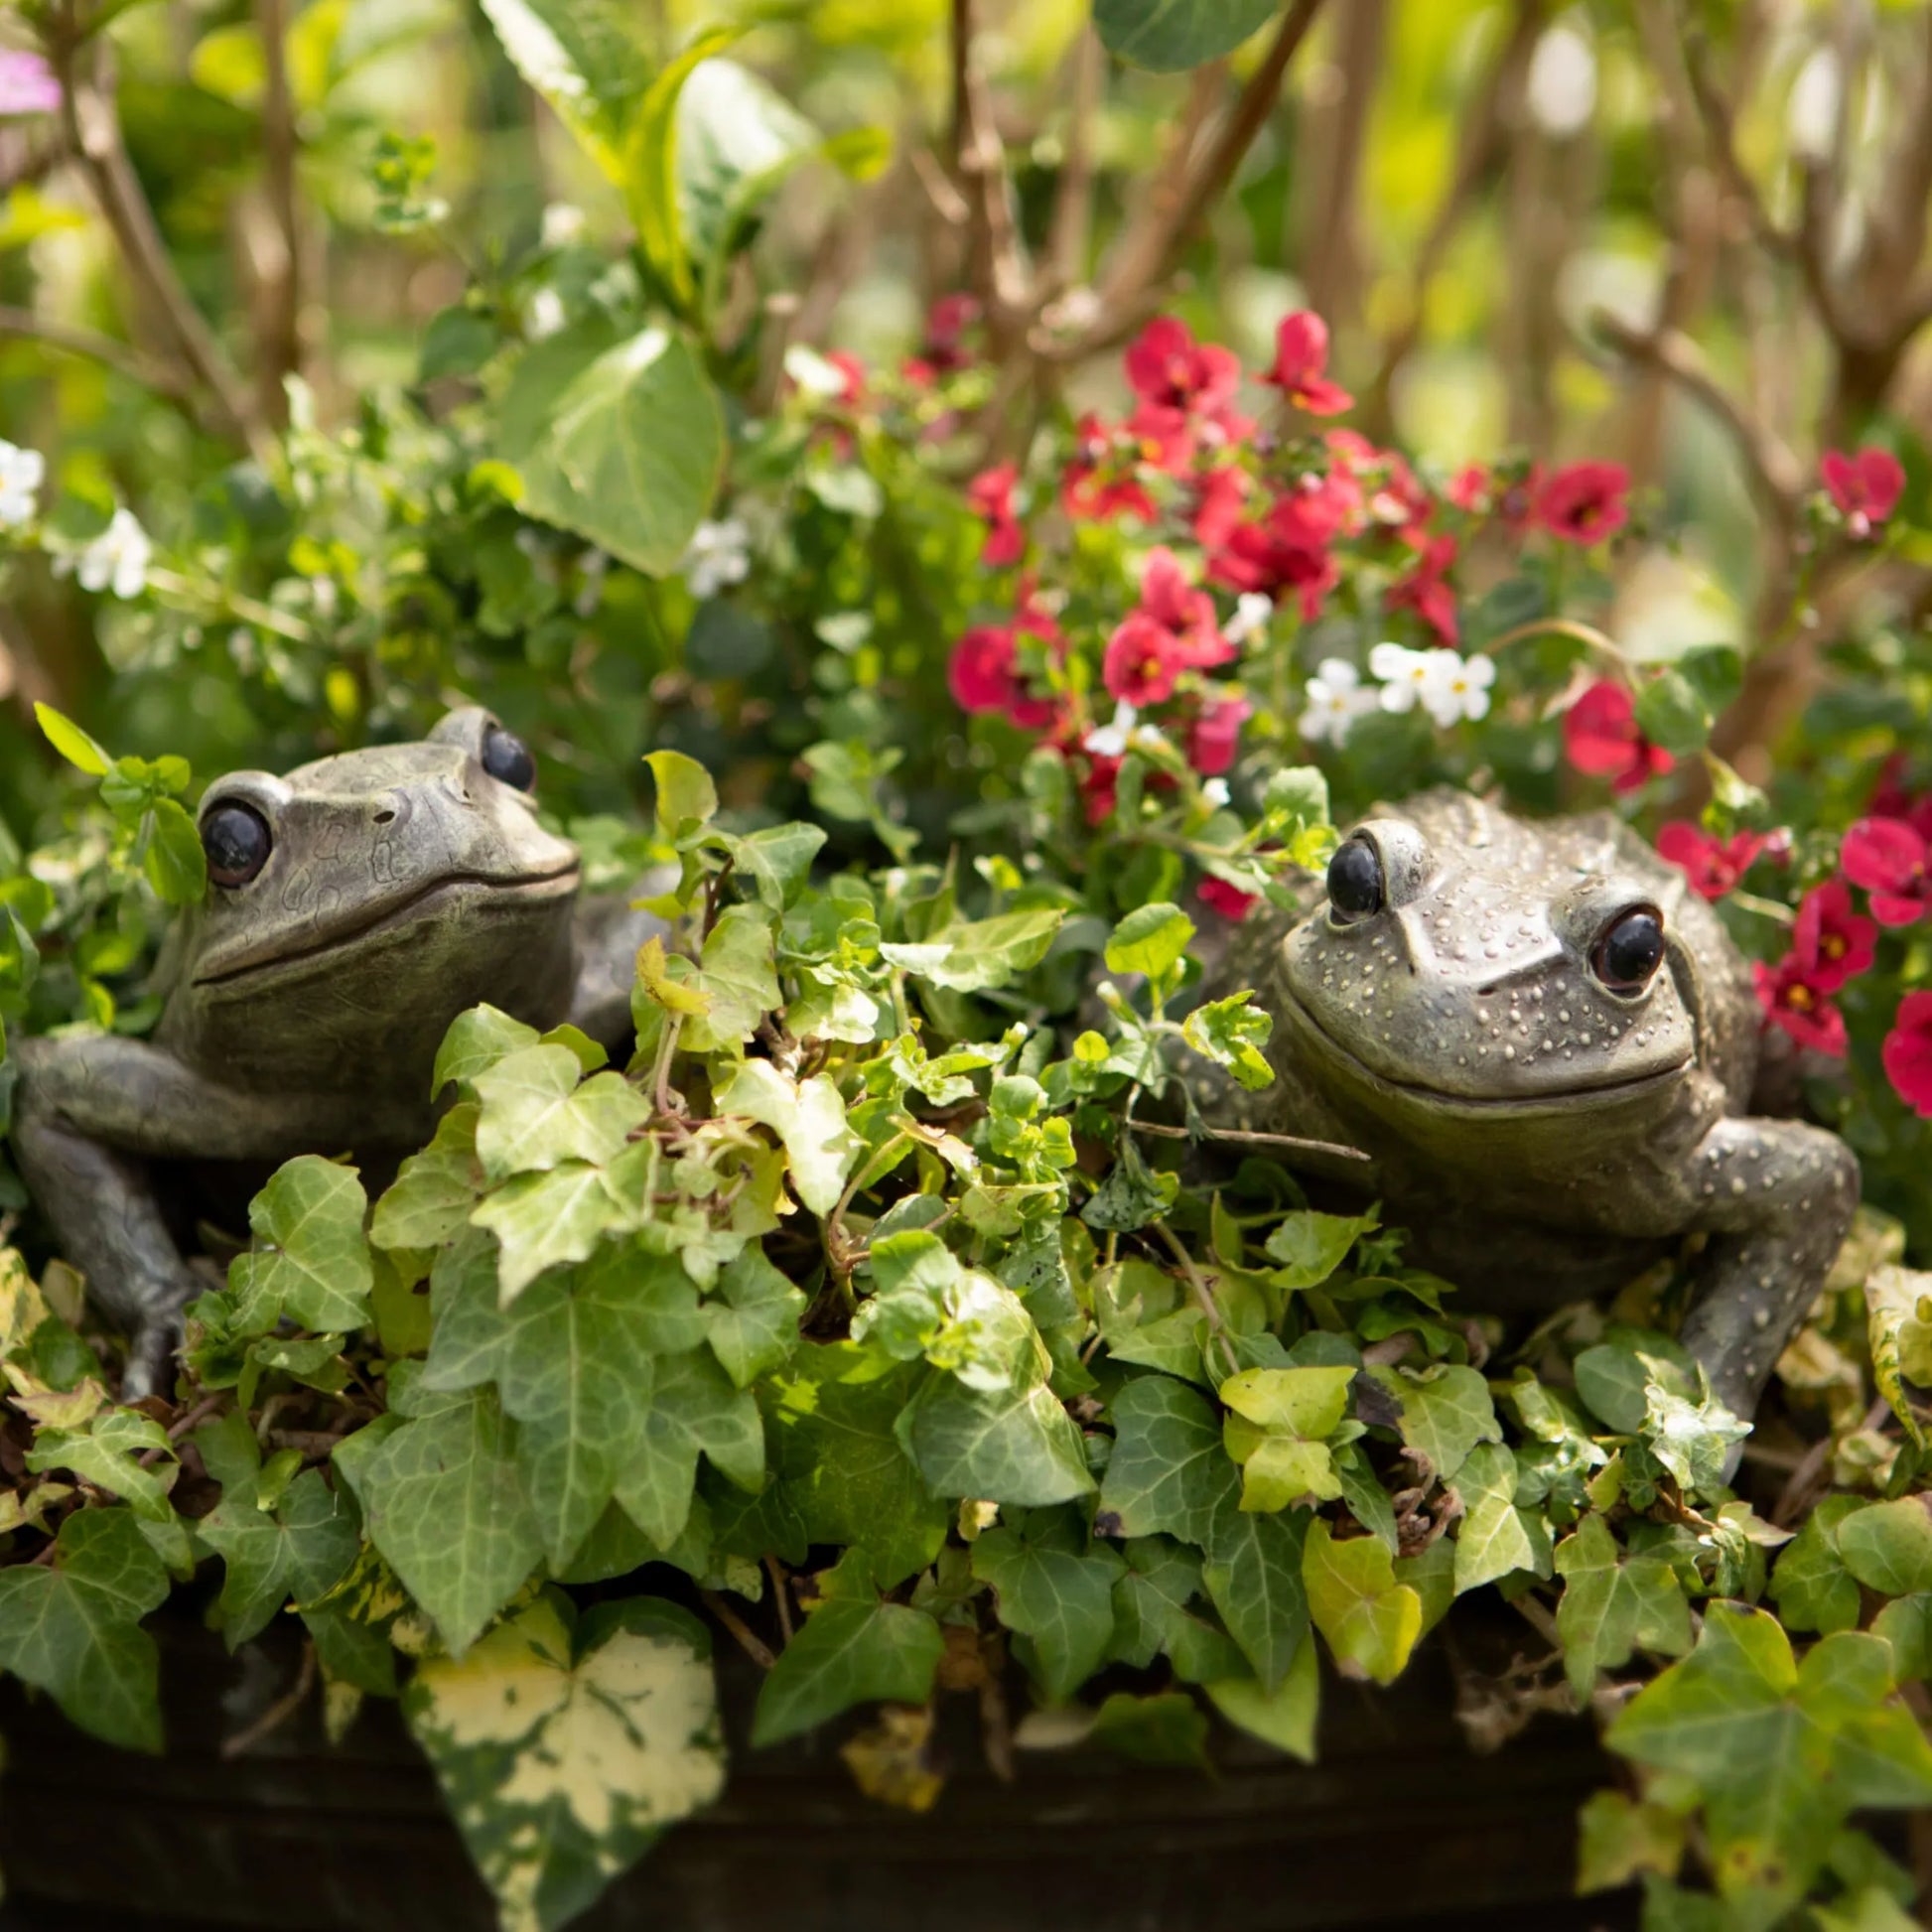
[202,802,272,888]
[1326,838,1384,922]
[482,725,536,791]
[1593,906,1666,992]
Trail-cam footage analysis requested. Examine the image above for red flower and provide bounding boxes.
[1563,681,1673,793]
[1138,546,1229,667]
[967,462,1025,567]
[1654,822,1768,900]
[1260,311,1353,416]
[1192,467,1251,549]
[824,351,867,404]
[1867,757,1932,842]
[1060,415,1156,523]
[1882,990,1932,1117]
[1199,876,1260,920]
[1384,533,1459,646]
[1753,954,1848,1056]
[1448,465,1490,512]
[922,293,981,372]
[1080,752,1122,827]
[947,598,1062,728]
[1841,817,1932,926]
[1102,613,1184,706]
[1125,317,1245,431]
[1792,880,1876,991]
[1187,692,1252,776]
[1822,447,1904,537]
[1538,463,1630,545]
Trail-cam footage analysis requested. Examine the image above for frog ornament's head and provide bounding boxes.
[165,709,581,1070]
[1278,815,1698,1147]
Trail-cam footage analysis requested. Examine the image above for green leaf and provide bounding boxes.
[226,1156,372,1336]
[1096,1374,1232,1545]
[711,1060,859,1217]
[197,1467,359,1649]
[751,1598,944,1747]
[333,1388,543,1656]
[1104,902,1194,979]
[471,1143,653,1302]
[613,1346,763,1550]
[643,749,719,839]
[718,823,825,909]
[1109,1536,1203,1668]
[1642,1381,1749,1498]
[681,903,782,1051]
[407,1590,725,1932]
[1553,1511,1694,1699]
[1262,1209,1375,1290]
[1203,1494,1309,1689]
[25,1410,180,1523]
[704,1246,805,1388]
[1838,1497,1932,1596]
[1770,1497,1868,1635]
[1302,1518,1421,1686]
[1576,1789,1688,1894]
[625,30,742,307]
[34,702,110,776]
[473,1044,649,1184]
[900,1375,1095,1507]
[972,1525,1125,1701]
[475,0,652,183]
[1368,1363,1499,1480]
[434,1006,542,1098]
[1865,1265,1932,1447]
[902,908,1064,995]
[1181,992,1274,1090]
[1219,1365,1353,1437]
[1091,0,1278,70]
[498,323,726,578]
[144,797,207,903]
[372,1103,485,1252]
[0,1507,168,1749]
[1203,1640,1319,1761]
[1450,1444,1543,1594]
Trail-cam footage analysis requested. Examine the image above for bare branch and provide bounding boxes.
[950,0,1031,334]
[0,302,197,403]
[253,0,303,428]
[1044,26,1104,296]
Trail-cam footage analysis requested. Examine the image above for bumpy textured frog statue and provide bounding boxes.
[1207,789,1859,1427]
[10,708,659,1396]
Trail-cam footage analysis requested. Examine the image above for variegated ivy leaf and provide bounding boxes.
[712,1057,859,1217]
[226,1155,373,1336]
[472,1044,649,1182]
[406,1590,726,1932]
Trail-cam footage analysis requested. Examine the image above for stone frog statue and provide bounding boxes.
[1203,788,1859,1430]
[9,707,663,1396]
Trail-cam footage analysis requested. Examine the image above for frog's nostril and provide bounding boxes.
[373,809,396,825]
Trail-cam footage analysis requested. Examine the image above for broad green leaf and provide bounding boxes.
[643,750,718,838]
[1865,1265,1932,1447]
[1203,1494,1308,1689]
[1553,1512,1692,1698]
[1576,1789,1688,1893]
[1219,1365,1353,1437]
[680,903,782,1051]
[0,1507,168,1749]
[1302,1518,1421,1686]
[372,1103,484,1252]
[1838,1497,1932,1596]
[1368,1363,1498,1481]
[473,1045,648,1183]
[906,908,1064,995]
[711,1059,859,1217]
[613,1346,763,1549]
[34,701,110,775]
[751,1598,945,1747]
[333,1388,543,1656]
[471,1143,654,1302]
[197,1467,359,1649]
[434,1006,542,1097]
[498,323,725,578]
[227,1156,372,1335]
[1087,1690,1211,1765]
[1204,1639,1319,1761]
[1104,902,1193,978]
[144,797,207,903]
[1450,1444,1542,1594]
[972,1525,1125,1701]
[1096,1374,1232,1545]
[1109,1536,1204,1669]
[675,57,814,283]
[407,1590,724,1932]
[1181,992,1274,1090]
[1642,1381,1749,1498]
[1263,1210,1375,1290]
[476,0,652,182]
[1770,1497,1868,1635]
[719,823,825,908]
[625,30,741,306]
[1092,0,1278,71]
[703,1246,805,1388]
[900,1375,1094,1506]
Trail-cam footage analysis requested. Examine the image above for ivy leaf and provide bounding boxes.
[1576,1790,1689,1894]
[473,1044,649,1182]
[434,1006,542,1098]
[1864,1265,1932,1447]
[897,908,1064,995]
[1202,1494,1309,1690]
[1096,1374,1233,1545]
[407,1590,725,1932]
[197,1467,360,1649]
[711,1059,859,1217]
[1262,1210,1375,1290]
[1203,1640,1319,1761]
[703,1246,805,1388]
[751,1598,945,1747]
[1642,1381,1750,1497]
[899,1375,1095,1506]
[1770,1497,1868,1636]
[1451,1444,1547,1595]
[471,1140,654,1302]
[718,823,825,908]
[0,1507,168,1750]
[144,797,207,903]
[1837,1497,1932,1596]
[613,1347,763,1550]
[972,1524,1125,1701]
[26,1409,179,1523]
[681,903,782,1051]
[227,1156,373,1336]
[333,1386,543,1657]
[1180,992,1275,1090]
[1368,1363,1499,1481]
[1301,1518,1422,1686]
[371,1104,485,1253]
[1109,1536,1203,1669]
[1553,1511,1692,1697]
[643,749,719,839]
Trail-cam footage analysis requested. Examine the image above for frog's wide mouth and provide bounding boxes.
[191,863,581,985]
[1275,979,1694,1114]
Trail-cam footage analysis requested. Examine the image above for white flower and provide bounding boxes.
[782,344,848,399]
[1368,641,1435,713]
[1202,777,1231,807]
[1223,592,1274,648]
[67,507,151,599]
[679,517,752,600]
[1084,701,1136,759]
[1417,650,1497,729]
[539,202,586,249]
[1787,47,1841,164]
[523,286,566,341]
[1301,657,1377,746]
[1526,20,1596,139]
[0,441,43,528]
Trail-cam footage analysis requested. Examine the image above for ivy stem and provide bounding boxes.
[1129,1118,1372,1164]
[1477,617,1636,683]
[1151,1218,1238,1383]
[700,1588,776,1671]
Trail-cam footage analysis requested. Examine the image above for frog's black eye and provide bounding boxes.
[1326,837,1384,922]
[202,802,272,888]
[482,724,536,791]
[1593,906,1666,992]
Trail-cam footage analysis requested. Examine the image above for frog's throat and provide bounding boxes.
[1273,978,1694,1115]
[191,863,581,985]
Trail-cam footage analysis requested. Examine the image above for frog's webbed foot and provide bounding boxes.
[1677,1116,1860,1430]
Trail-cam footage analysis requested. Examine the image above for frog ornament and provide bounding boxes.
[9,708,661,1397]
[1207,789,1859,1432]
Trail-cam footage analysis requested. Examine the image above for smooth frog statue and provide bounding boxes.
[1207,789,1859,1427]
[10,707,659,1396]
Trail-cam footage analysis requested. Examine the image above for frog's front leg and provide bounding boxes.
[11,1037,340,1399]
[1676,1115,1860,1425]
